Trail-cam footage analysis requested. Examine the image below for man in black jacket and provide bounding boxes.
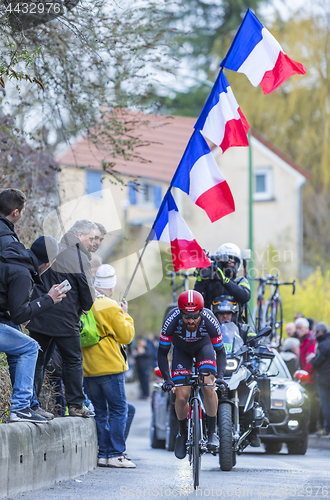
[28,219,97,417]
[0,188,26,251]
[0,237,65,422]
[308,322,330,436]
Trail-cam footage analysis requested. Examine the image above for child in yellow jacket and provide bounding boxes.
[82,264,136,468]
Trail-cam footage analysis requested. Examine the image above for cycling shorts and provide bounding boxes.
[171,338,217,385]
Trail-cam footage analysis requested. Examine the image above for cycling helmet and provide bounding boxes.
[178,290,204,313]
[212,295,238,315]
[216,243,241,273]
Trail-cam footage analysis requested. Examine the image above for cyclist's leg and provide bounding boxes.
[197,343,217,417]
[171,346,193,419]
[171,346,192,459]
[196,343,219,449]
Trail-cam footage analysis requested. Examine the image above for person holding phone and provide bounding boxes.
[0,236,66,422]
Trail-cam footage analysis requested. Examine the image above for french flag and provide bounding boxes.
[171,130,235,222]
[194,71,249,153]
[151,191,211,272]
[221,9,306,94]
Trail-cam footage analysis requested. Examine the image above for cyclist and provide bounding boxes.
[194,243,250,316]
[158,290,227,460]
[212,295,256,344]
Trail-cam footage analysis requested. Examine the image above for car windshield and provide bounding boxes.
[220,322,244,355]
[257,350,291,378]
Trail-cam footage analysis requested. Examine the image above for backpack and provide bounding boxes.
[80,309,100,347]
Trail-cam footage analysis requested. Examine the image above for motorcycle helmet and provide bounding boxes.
[216,243,242,275]
[178,290,204,313]
[212,295,238,315]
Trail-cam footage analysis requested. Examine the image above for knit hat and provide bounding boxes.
[30,236,59,265]
[95,264,117,289]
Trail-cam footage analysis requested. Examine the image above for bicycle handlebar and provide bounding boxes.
[248,275,296,294]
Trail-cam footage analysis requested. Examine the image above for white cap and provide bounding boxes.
[95,264,117,289]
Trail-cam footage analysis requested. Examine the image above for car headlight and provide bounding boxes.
[226,359,238,371]
[286,385,304,406]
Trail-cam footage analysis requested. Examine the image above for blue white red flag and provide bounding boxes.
[194,72,249,152]
[151,191,211,272]
[171,130,235,222]
[221,9,306,94]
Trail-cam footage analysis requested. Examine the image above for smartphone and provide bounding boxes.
[57,279,72,293]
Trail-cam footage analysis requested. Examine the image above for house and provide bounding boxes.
[50,113,310,298]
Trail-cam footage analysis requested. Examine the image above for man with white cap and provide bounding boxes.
[82,264,136,468]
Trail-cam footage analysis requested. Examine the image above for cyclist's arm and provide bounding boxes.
[203,309,227,377]
[158,333,172,381]
[216,347,227,379]
[158,308,179,380]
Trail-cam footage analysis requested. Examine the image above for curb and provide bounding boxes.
[0,417,97,499]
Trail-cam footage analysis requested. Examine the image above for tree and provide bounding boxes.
[0,111,58,245]
[0,0,175,174]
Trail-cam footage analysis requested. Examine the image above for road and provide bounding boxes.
[8,395,330,500]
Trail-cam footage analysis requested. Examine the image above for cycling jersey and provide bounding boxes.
[158,307,226,382]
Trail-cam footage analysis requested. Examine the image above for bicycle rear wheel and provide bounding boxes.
[192,398,201,489]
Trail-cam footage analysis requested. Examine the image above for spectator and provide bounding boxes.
[294,312,304,321]
[90,254,103,277]
[0,188,26,251]
[280,337,300,376]
[134,336,153,399]
[0,237,65,422]
[0,189,53,418]
[91,223,106,253]
[286,322,297,338]
[295,317,318,432]
[307,322,330,436]
[307,318,314,332]
[83,264,136,468]
[28,220,97,418]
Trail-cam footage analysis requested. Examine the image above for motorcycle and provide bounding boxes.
[217,323,274,471]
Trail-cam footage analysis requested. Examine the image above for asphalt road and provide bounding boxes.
[8,395,330,500]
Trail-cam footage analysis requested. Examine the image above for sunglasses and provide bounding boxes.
[181,312,201,320]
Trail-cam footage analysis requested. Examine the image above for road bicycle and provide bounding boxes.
[250,274,295,345]
[264,275,295,345]
[250,276,269,332]
[164,372,214,489]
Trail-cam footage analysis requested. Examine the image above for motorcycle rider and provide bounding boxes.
[213,295,261,448]
[158,290,227,459]
[212,296,256,344]
[194,243,251,316]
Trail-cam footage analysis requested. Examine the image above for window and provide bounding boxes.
[128,181,162,209]
[86,171,102,198]
[253,167,273,201]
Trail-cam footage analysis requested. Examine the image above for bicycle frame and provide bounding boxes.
[176,373,213,489]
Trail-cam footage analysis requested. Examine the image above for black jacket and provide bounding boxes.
[194,274,251,310]
[0,242,54,325]
[28,232,95,337]
[0,216,20,253]
[310,332,330,387]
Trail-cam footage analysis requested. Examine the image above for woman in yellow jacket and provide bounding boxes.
[82,264,136,468]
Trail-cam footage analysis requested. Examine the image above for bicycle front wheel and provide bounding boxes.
[192,398,201,489]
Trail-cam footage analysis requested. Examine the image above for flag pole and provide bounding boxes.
[247,129,254,308]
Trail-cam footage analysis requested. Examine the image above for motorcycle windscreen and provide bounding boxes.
[220,322,244,355]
